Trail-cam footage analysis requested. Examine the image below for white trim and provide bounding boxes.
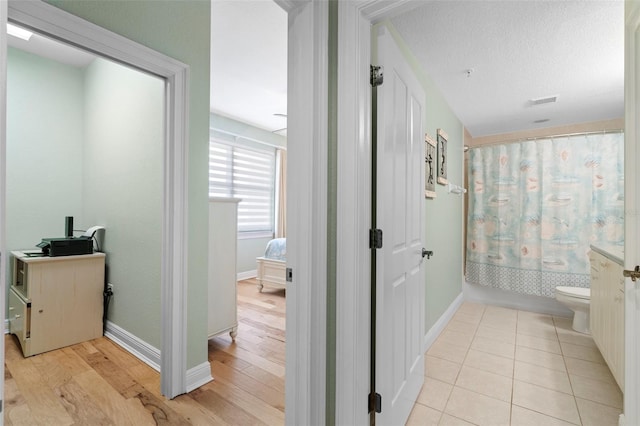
[237,231,274,240]
[4,319,8,335]
[423,293,464,352]
[237,269,257,281]
[285,1,328,424]
[273,0,300,13]
[107,322,213,394]
[185,362,213,393]
[335,1,429,423]
[335,2,372,424]
[360,0,424,24]
[7,1,190,399]
[104,321,161,372]
[210,127,286,151]
[624,2,640,424]
[0,0,7,412]
[208,196,242,204]
[463,280,573,318]
[162,57,189,400]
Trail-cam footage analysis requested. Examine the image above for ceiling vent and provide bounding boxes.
[529,96,558,106]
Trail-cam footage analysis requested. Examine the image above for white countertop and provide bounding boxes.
[11,250,105,263]
[590,244,624,266]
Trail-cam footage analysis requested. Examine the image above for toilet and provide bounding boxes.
[555,286,591,334]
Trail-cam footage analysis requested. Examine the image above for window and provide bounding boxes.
[209,141,276,236]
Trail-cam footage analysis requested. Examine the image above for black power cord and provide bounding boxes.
[103,284,113,334]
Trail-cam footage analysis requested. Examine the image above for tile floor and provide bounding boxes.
[407,302,623,426]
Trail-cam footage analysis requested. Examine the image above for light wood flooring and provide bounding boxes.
[4,278,286,425]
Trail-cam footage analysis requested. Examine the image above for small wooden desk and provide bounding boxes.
[8,250,106,357]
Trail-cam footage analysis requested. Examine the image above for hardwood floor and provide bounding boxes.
[4,278,286,425]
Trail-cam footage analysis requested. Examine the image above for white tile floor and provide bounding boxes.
[407,302,623,426]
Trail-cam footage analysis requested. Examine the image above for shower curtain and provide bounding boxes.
[466,132,624,297]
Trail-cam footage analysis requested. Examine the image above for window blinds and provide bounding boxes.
[209,142,275,235]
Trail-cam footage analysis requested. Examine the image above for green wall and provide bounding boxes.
[237,237,271,274]
[6,48,84,248]
[83,58,164,348]
[211,113,287,150]
[7,45,166,351]
[382,22,465,333]
[45,0,212,370]
[6,47,85,275]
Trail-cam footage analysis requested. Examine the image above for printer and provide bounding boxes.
[37,237,93,257]
[36,216,95,257]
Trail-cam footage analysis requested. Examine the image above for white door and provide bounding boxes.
[375,26,425,425]
[624,3,640,424]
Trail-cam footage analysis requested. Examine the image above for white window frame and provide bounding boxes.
[209,139,276,239]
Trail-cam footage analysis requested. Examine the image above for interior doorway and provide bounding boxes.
[1,0,190,400]
[206,0,288,419]
[4,14,166,383]
[1,1,329,423]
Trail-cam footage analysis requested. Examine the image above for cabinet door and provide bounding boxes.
[589,252,604,353]
[8,288,31,355]
[613,286,625,390]
[29,257,104,355]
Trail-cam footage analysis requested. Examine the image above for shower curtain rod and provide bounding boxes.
[468,129,623,150]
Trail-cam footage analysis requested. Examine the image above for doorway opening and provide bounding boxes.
[2,0,190,404]
[3,22,169,419]
[204,0,287,420]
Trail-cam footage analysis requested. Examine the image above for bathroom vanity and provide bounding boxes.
[589,245,624,391]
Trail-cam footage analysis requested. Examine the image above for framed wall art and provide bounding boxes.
[425,134,437,198]
[437,128,448,185]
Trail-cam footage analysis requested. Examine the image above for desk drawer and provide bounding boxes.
[8,287,31,356]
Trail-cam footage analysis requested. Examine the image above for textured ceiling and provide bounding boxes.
[11,1,621,139]
[210,1,287,133]
[390,0,624,137]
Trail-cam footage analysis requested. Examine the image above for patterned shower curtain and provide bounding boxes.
[466,133,624,297]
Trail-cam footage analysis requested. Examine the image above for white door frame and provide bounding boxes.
[0,0,8,417]
[624,2,640,424]
[335,1,424,423]
[3,1,189,399]
[274,0,329,423]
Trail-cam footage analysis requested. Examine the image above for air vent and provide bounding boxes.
[529,96,558,106]
[534,119,550,124]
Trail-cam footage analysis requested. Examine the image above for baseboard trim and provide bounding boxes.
[463,280,573,318]
[104,320,161,372]
[237,269,257,281]
[186,361,213,392]
[9,318,211,392]
[423,292,465,352]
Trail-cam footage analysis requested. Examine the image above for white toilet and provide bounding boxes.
[555,286,591,334]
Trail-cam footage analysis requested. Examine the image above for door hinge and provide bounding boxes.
[286,267,293,282]
[370,65,384,87]
[368,392,382,413]
[369,229,383,249]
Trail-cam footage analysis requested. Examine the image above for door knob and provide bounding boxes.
[623,265,640,282]
[422,249,433,259]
